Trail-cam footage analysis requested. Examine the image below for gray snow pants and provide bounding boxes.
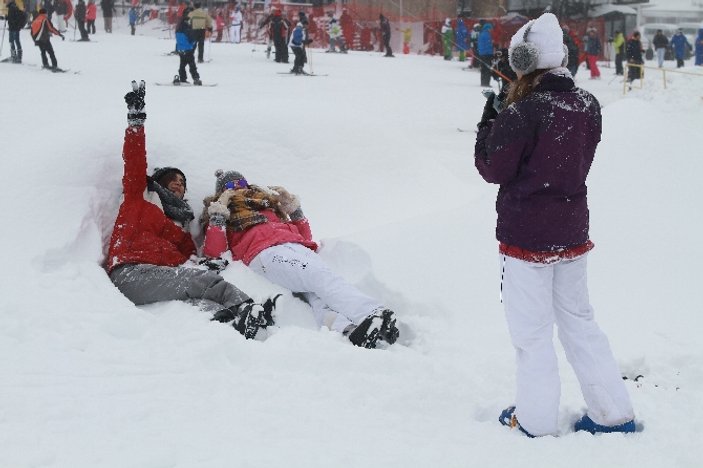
[110,264,250,311]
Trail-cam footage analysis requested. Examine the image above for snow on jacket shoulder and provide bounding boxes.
[106,126,196,272]
[474,70,601,252]
[203,209,317,265]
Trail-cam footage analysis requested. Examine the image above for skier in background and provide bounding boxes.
[85,0,96,34]
[696,27,703,66]
[229,4,242,43]
[288,20,310,74]
[477,21,494,86]
[188,2,212,63]
[100,0,114,33]
[74,0,89,41]
[30,7,64,70]
[625,30,644,83]
[670,29,691,68]
[441,17,453,60]
[128,4,138,35]
[612,29,625,75]
[455,16,468,62]
[4,0,27,63]
[173,6,201,85]
[652,29,668,68]
[379,13,393,57]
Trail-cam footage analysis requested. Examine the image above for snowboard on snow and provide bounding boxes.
[277,71,328,77]
[155,81,218,87]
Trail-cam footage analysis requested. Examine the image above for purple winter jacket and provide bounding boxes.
[474,70,601,252]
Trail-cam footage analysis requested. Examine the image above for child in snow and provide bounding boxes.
[107,81,278,340]
[474,13,636,437]
[200,171,400,349]
[128,6,138,36]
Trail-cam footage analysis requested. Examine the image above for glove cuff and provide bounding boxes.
[209,213,227,227]
[127,112,146,126]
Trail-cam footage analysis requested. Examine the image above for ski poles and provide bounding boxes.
[0,17,7,58]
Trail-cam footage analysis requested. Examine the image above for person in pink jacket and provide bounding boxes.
[201,170,400,349]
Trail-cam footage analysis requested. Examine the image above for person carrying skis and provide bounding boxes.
[4,0,27,64]
[200,171,400,349]
[30,8,64,70]
[474,12,636,438]
[173,7,201,85]
[108,81,278,340]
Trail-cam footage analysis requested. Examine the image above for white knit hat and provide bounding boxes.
[508,13,567,74]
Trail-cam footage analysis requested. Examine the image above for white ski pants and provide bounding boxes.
[501,254,634,436]
[250,243,383,332]
[230,24,241,43]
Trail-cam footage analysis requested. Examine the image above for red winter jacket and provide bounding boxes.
[86,3,97,21]
[203,210,317,265]
[106,126,196,273]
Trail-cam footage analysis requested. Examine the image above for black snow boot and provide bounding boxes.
[348,309,399,349]
[231,300,266,340]
[260,294,282,328]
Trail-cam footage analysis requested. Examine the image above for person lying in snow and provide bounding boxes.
[106,81,277,340]
[200,170,400,349]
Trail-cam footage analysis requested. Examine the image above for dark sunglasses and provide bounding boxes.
[224,178,248,190]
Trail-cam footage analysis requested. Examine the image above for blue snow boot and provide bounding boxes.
[498,406,535,438]
[574,415,636,435]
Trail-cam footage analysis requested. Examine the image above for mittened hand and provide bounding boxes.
[217,189,237,206]
[268,185,300,215]
[207,201,230,227]
[479,90,498,126]
[125,80,146,126]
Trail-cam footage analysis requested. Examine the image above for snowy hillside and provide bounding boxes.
[1,15,702,468]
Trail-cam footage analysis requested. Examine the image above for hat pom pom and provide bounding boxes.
[509,41,541,75]
[214,169,224,178]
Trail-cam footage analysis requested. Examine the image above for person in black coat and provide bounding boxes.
[5,1,27,63]
[74,0,89,41]
[563,28,579,77]
[626,31,644,83]
[379,14,393,57]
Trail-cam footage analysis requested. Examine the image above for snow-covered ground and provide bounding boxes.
[1,15,702,468]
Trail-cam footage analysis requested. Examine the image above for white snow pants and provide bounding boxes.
[230,24,241,43]
[501,254,634,436]
[250,243,383,333]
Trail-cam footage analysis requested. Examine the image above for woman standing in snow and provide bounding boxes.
[107,82,277,340]
[473,13,636,437]
[200,171,400,349]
